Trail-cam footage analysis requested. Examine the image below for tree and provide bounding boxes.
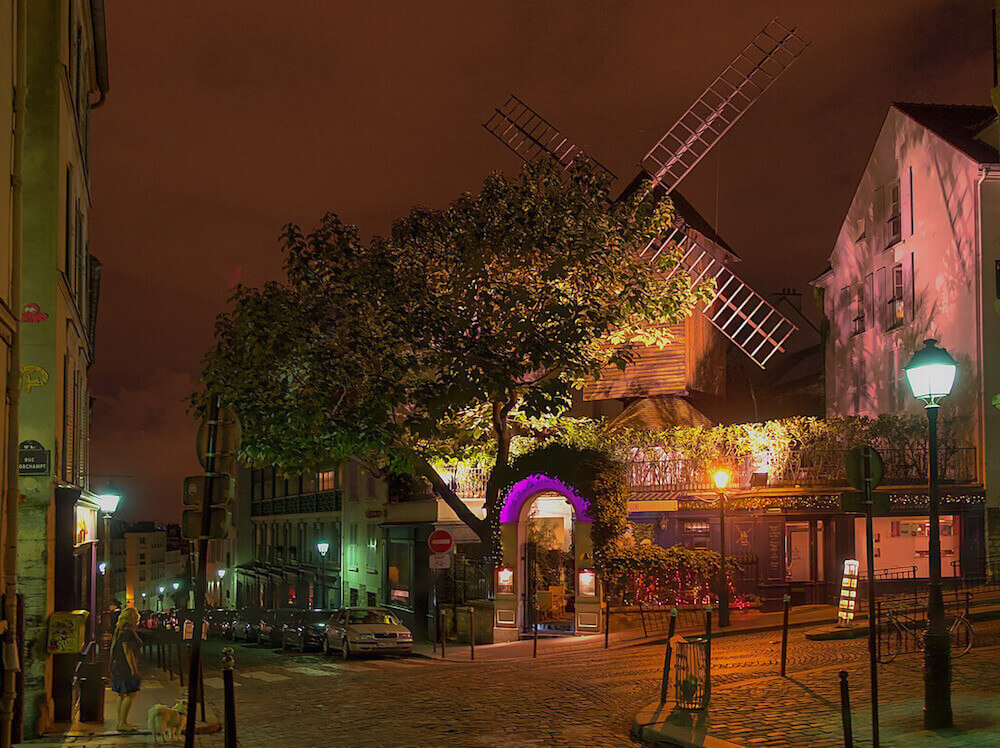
[198,158,707,547]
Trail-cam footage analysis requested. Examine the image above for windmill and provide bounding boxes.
[483,19,808,379]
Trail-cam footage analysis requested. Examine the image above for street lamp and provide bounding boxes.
[904,338,957,730]
[158,585,165,612]
[95,493,121,654]
[316,541,330,608]
[712,469,731,628]
[141,591,147,610]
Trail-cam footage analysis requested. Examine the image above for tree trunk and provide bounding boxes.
[410,454,489,542]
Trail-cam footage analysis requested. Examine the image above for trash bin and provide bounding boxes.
[674,636,709,710]
[72,646,105,724]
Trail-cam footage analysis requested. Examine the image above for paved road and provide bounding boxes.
[191,624,890,747]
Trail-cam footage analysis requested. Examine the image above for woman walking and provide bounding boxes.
[109,606,142,732]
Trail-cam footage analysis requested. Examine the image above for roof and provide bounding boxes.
[608,395,713,431]
[616,172,736,257]
[893,103,998,164]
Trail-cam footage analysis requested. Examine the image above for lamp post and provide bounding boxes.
[904,338,957,730]
[158,585,165,612]
[217,568,227,609]
[141,591,147,610]
[316,542,330,608]
[712,469,731,628]
[95,493,121,654]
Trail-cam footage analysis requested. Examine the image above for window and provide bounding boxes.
[262,469,273,500]
[318,470,336,492]
[366,524,378,573]
[853,358,867,415]
[887,263,904,328]
[348,524,358,571]
[852,284,866,336]
[886,181,902,247]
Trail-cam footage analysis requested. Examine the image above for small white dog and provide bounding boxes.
[146,699,187,743]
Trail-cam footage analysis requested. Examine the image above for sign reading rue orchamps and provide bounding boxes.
[18,440,50,476]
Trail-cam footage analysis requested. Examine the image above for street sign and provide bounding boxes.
[429,553,451,570]
[840,491,890,516]
[18,440,50,476]
[183,475,234,506]
[845,445,884,491]
[427,529,454,555]
[195,406,241,471]
[181,507,230,539]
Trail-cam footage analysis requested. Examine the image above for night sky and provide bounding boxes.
[87,2,993,522]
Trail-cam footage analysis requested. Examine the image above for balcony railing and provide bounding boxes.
[627,446,977,492]
[251,489,343,517]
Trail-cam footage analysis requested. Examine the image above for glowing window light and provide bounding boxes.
[837,559,860,627]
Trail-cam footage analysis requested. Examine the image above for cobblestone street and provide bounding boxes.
[190,624,879,747]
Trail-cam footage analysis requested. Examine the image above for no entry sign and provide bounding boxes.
[427,529,454,555]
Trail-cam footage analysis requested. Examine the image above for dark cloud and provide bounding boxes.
[87,1,994,521]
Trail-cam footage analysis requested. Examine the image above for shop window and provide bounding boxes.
[386,540,412,608]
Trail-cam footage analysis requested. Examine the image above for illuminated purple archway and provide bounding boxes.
[498,473,593,524]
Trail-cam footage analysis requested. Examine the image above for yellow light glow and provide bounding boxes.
[712,469,730,490]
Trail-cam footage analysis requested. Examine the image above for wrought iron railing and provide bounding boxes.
[626,446,976,492]
[250,489,342,517]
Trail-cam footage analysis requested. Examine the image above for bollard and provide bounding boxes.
[533,600,538,659]
[469,607,475,662]
[704,604,713,704]
[604,601,610,650]
[222,647,237,748]
[439,606,446,659]
[199,658,206,723]
[659,608,678,704]
[839,670,853,748]
[780,593,791,677]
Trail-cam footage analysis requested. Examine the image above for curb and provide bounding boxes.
[633,614,840,648]
[632,701,743,747]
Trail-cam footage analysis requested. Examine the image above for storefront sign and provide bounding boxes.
[18,440,50,476]
[578,569,597,598]
[765,521,784,580]
[365,509,383,519]
[837,559,860,627]
[496,567,514,595]
[75,505,97,546]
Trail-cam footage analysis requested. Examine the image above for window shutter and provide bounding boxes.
[873,187,885,251]
[907,252,916,321]
[864,273,874,330]
[876,266,887,329]
[840,286,850,332]
[901,166,914,238]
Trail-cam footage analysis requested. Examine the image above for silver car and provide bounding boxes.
[322,607,413,658]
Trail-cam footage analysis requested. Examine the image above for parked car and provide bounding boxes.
[207,608,237,638]
[322,608,413,658]
[258,609,297,647]
[230,608,262,641]
[282,609,337,652]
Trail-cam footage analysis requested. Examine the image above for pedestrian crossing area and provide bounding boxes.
[201,657,449,689]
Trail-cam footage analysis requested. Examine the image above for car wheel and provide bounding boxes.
[341,638,350,660]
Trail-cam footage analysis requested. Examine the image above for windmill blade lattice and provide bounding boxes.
[646,232,796,369]
[483,95,616,180]
[641,19,808,196]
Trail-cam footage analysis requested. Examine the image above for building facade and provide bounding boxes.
[16,0,107,736]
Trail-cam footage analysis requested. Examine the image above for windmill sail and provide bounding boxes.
[641,19,808,196]
[483,95,615,179]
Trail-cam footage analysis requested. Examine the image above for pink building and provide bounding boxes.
[812,102,1000,574]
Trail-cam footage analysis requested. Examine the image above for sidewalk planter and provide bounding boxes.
[674,636,709,710]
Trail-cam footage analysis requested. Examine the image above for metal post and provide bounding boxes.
[924,405,952,729]
[102,514,112,656]
[469,606,474,662]
[780,593,790,677]
[533,599,538,659]
[439,604,446,659]
[862,448,880,747]
[319,553,326,609]
[839,670,854,748]
[659,608,678,704]
[185,395,221,747]
[222,647,237,748]
[604,593,610,649]
[704,605,712,704]
[718,490,730,628]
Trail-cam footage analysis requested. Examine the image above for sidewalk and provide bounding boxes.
[19,665,222,747]
[634,643,1000,747]
[413,604,841,662]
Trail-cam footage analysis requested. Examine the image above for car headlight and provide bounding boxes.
[315,623,325,628]
[398,632,412,640]
[356,633,375,640]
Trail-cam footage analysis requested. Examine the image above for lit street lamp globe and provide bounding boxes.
[157,586,165,594]
[172,581,180,590]
[95,493,121,515]
[317,541,330,557]
[904,339,957,405]
[98,561,108,575]
[712,469,731,491]
[217,568,226,579]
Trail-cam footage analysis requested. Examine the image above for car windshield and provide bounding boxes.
[346,609,399,625]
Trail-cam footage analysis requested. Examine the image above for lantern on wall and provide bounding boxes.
[578,568,597,598]
[496,567,514,596]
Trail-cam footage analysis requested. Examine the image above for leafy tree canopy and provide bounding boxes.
[198,158,705,542]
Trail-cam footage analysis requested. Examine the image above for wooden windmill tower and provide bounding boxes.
[483,20,809,426]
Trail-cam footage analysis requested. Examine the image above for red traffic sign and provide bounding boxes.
[427,529,453,555]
